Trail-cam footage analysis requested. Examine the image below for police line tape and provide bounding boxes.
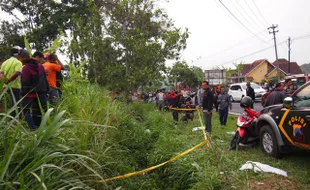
[168,107,199,111]
[97,138,209,183]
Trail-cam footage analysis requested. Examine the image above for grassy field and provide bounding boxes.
[0,82,310,189]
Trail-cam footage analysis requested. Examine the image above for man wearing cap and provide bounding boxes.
[43,53,64,106]
[0,47,28,116]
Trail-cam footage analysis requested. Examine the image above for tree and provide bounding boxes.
[233,62,244,83]
[0,0,81,51]
[68,0,189,92]
[168,61,202,87]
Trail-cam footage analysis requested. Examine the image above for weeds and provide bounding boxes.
[0,83,310,189]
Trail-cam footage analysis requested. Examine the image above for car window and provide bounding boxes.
[295,84,310,107]
[296,84,310,98]
[236,85,241,90]
[230,86,236,90]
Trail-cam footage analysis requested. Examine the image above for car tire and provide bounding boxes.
[260,125,282,158]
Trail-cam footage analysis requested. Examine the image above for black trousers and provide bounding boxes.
[172,110,178,122]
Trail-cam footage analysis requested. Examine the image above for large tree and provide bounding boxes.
[168,61,203,87]
[69,0,189,91]
[0,0,81,51]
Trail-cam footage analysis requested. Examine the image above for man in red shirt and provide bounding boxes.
[167,89,179,122]
[43,53,64,106]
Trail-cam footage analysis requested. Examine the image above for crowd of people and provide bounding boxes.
[0,46,64,130]
[146,82,232,130]
[146,79,295,134]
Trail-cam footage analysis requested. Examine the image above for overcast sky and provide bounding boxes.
[1,0,310,70]
[163,0,310,70]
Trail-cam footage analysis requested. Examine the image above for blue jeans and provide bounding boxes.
[22,94,47,130]
[48,88,59,106]
[219,108,229,126]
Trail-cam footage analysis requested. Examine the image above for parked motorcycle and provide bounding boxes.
[229,96,260,150]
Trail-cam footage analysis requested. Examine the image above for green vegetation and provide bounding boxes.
[300,63,310,74]
[167,61,204,87]
[0,81,309,189]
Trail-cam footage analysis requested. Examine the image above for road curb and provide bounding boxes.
[229,111,241,116]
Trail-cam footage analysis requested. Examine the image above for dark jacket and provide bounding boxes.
[202,88,214,112]
[246,86,255,100]
[21,58,50,96]
[264,89,287,107]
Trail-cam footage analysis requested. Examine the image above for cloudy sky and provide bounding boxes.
[1,0,310,70]
[163,0,310,70]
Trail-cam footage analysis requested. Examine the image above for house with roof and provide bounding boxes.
[234,58,303,83]
[265,59,303,79]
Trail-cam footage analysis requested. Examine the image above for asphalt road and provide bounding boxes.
[230,102,264,115]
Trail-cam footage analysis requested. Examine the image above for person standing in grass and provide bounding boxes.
[217,87,232,126]
[167,89,179,122]
[201,81,214,133]
[0,46,28,117]
[21,51,50,130]
[43,53,64,106]
[157,90,165,111]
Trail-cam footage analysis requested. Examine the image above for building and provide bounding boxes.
[265,59,303,79]
[234,58,303,83]
[204,69,226,85]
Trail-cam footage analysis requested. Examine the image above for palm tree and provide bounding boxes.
[233,62,244,83]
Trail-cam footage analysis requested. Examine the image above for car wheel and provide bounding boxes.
[260,125,282,158]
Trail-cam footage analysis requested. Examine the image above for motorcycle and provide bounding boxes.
[228,106,260,150]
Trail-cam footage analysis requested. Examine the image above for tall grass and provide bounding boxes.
[1,80,309,189]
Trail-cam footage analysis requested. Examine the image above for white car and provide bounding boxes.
[228,82,266,102]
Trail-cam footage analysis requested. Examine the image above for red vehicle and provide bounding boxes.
[229,96,260,150]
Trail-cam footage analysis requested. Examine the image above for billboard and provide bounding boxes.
[204,70,226,85]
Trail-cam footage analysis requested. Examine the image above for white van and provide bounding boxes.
[228,82,266,102]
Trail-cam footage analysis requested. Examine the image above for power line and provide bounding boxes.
[293,34,310,41]
[193,30,271,64]
[252,0,269,26]
[244,0,269,29]
[213,40,287,68]
[235,0,269,39]
[218,0,268,44]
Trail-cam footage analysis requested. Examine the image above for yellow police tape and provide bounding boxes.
[168,107,198,111]
[97,138,209,183]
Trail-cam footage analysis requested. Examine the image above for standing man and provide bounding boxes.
[0,47,27,116]
[284,80,293,95]
[21,51,50,130]
[43,53,64,106]
[264,82,286,107]
[217,87,232,126]
[201,81,214,133]
[246,82,255,109]
[196,85,204,106]
[157,90,165,111]
[167,89,179,123]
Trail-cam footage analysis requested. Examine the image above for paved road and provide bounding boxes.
[230,102,264,115]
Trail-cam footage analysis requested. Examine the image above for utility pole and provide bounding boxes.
[288,37,292,75]
[268,24,280,81]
